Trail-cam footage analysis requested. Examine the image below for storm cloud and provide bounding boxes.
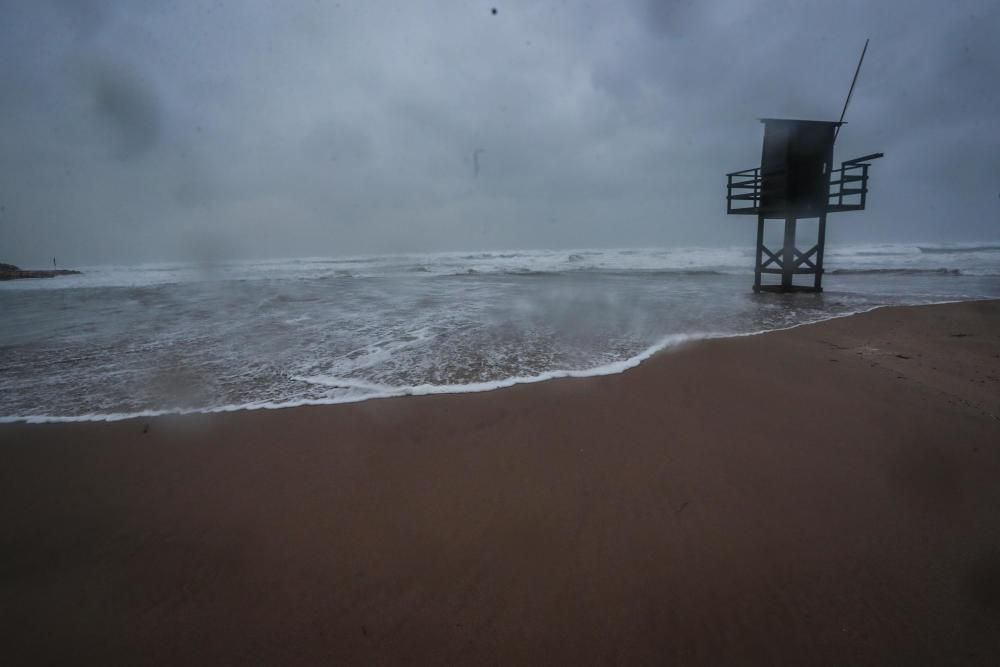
[0,0,997,265]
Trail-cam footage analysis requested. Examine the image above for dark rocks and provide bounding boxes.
[0,263,81,280]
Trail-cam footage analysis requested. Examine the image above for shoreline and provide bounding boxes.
[3,297,995,425]
[2,299,999,664]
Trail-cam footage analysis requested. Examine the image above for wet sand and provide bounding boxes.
[2,299,1000,665]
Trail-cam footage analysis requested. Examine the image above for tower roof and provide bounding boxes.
[758,118,844,126]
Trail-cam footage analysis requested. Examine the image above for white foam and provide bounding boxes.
[5,295,998,426]
[17,294,999,427]
[0,332,706,424]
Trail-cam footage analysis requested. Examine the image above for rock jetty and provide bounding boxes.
[0,263,81,280]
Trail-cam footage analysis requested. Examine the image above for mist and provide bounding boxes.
[1,0,998,266]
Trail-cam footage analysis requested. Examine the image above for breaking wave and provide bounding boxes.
[830,268,961,276]
[917,245,1000,254]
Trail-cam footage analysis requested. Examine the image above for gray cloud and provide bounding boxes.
[89,62,161,159]
[0,0,997,265]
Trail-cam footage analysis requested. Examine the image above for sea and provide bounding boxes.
[3,243,1000,423]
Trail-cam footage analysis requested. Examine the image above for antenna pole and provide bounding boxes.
[835,38,869,140]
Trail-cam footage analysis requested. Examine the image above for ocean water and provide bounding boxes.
[2,243,999,422]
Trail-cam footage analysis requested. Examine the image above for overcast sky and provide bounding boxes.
[1,0,997,265]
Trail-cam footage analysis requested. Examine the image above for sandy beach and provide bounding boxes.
[2,299,999,665]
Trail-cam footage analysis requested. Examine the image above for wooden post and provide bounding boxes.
[754,214,764,292]
[781,217,796,290]
[814,212,827,291]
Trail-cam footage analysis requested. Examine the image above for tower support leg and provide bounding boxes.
[753,215,764,292]
[814,212,827,292]
[781,217,796,290]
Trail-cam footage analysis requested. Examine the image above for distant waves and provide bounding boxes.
[830,268,962,276]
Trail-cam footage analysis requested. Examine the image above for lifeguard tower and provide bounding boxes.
[725,42,883,292]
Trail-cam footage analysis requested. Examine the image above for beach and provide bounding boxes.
[2,299,999,664]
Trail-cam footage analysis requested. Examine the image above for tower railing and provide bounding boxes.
[725,166,761,214]
[726,152,882,216]
[827,152,883,212]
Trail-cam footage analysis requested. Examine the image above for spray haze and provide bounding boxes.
[0,0,998,266]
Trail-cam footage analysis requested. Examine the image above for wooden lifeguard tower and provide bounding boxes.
[725,42,883,292]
